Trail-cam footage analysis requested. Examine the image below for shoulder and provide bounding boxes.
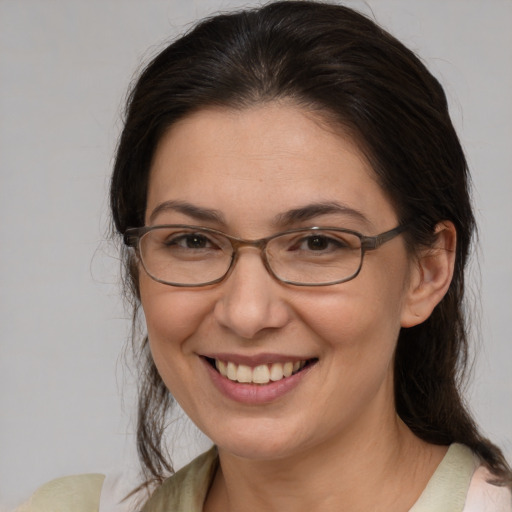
[16,474,105,512]
[411,444,511,512]
[141,447,218,512]
[463,465,512,512]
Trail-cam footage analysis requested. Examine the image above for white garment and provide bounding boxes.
[17,444,512,511]
[98,444,511,512]
[98,471,149,512]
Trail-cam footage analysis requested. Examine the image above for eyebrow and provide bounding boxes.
[273,201,370,228]
[149,199,369,229]
[149,200,226,225]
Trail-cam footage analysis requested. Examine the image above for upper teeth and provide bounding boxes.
[215,360,306,384]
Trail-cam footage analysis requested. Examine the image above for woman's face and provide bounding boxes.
[139,103,418,461]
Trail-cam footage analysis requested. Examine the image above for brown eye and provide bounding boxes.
[177,234,211,249]
[306,236,330,251]
[293,234,350,252]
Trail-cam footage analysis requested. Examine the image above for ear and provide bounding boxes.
[401,221,457,328]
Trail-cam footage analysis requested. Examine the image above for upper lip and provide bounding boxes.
[201,352,315,367]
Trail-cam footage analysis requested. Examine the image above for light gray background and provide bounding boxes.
[1,0,511,509]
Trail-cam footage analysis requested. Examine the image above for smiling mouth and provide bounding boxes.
[206,357,318,385]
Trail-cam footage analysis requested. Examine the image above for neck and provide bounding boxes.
[205,412,446,512]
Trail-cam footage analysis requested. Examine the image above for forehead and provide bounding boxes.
[146,103,397,231]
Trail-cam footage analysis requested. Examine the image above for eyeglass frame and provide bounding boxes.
[123,223,408,288]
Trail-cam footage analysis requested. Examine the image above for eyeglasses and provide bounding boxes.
[123,224,407,287]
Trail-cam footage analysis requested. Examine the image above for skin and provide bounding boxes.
[139,102,456,511]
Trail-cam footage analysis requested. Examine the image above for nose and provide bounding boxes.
[213,249,291,339]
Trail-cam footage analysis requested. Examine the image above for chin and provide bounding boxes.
[205,418,312,461]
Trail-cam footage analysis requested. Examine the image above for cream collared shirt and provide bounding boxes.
[16,444,512,512]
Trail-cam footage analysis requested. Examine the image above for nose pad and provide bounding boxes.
[213,250,290,339]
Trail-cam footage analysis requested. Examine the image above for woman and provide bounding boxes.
[18,1,511,511]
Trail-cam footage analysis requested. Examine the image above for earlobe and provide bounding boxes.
[401,221,457,328]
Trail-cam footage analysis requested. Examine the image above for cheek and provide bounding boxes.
[139,275,212,358]
[138,276,220,414]
[294,260,410,359]
[300,287,404,345]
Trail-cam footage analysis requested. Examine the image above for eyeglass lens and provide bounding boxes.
[138,226,363,286]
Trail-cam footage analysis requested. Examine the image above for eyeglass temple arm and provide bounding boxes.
[361,224,408,251]
[123,228,142,247]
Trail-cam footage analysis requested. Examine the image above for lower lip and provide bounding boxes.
[202,358,315,405]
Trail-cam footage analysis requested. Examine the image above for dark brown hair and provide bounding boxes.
[111,0,511,487]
